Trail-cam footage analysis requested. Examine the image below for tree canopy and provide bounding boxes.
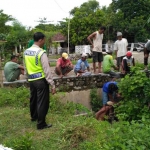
[1,0,150,51]
[61,0,150,45]
[111,0,150,42]
[61,0,106,45]
[0,10,14,40]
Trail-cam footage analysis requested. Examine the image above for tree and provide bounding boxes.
[6,21,29,53]
[61,0,106,46]
[35,17,61,32]
[110,0,150,42]
[0,10,14,40]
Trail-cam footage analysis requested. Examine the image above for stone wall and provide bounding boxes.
[54,74,111,92]
[2,74,113,91]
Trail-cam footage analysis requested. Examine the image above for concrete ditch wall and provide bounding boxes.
[59,89,102,110]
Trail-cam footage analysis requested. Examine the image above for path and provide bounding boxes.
[3,51,150,81]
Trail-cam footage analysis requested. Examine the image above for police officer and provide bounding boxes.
[24,32,56,130]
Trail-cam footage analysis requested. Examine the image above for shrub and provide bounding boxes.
[4,132,33,150]
[115,66,150,121]
[78,120,150,150]
[0,87,30,108]
[90,88,102,112]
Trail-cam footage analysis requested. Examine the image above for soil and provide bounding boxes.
[5,51,150,81]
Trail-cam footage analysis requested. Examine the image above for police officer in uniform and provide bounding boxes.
[24,32,56,130]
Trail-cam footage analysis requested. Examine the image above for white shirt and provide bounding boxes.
[93,31,103,52]
[105,43,114,53]
[145,40,150,51]
[122,56,134,67]
[114,38,128,57]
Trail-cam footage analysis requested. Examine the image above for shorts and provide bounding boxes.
[102,91,109,105]
[117,56,125,67]
[106,70,120,78]
[92,51,103,63]
[55,66,73,75]
[102,91,117,105]
[9,69,21,82]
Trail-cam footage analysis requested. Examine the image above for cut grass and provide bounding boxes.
[1,87,149,150]
[0,87,97,150]
[0,106,97,150]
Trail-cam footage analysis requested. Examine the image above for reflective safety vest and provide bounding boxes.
[24,46,45,81]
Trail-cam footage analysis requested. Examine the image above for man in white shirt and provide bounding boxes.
[114,32,128,72]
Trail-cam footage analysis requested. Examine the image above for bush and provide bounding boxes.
[90,88,102,112]
[5,133,33,150]
[115,66,150,121]
[0,87,30,108]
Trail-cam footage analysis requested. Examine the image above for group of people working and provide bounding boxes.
[54,29,135,78]
[3,27,150,129]
[3,26,140,82]
[54,52,90,77]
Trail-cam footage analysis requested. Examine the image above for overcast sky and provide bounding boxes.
[1,0,112,28]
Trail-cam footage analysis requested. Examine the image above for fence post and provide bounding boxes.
[0,41,6,87]
[0,51,3,87]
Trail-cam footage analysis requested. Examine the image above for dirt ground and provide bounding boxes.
[5,51,150,81]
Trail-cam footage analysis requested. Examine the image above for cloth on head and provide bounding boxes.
[117,32,122,36]
[81,53,87,57]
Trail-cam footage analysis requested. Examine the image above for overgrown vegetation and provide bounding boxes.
[90,88,102,112]
[1,67,150,149]
[116,66,150,121]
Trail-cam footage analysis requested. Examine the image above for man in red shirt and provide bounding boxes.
[55,53,73,78]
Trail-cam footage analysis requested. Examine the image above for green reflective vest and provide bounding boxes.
[24,46,45,81]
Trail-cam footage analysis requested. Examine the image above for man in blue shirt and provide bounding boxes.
[74,53,90,76]
[95,81,119,121]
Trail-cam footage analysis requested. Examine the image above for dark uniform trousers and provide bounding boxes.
[29,78,50,128]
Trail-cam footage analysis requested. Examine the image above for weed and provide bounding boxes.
[90,88,102,112]
[5,132,34,150]
[1,82,150,150]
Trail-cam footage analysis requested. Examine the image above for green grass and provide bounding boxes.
[1,87,150,150]
[0,87,95,150]
[0,107,85,149]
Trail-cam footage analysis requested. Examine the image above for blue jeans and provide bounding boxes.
[74,62,86,74]
[102,91,116,105]
[102,91,108,105]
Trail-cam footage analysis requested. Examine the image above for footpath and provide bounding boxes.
[3,51,150,81]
